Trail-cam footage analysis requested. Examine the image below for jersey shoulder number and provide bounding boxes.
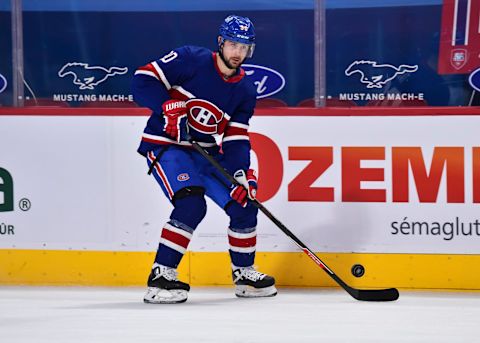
[160,50,179,64]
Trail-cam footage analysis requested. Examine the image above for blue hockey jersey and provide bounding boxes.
[132,45,257,174]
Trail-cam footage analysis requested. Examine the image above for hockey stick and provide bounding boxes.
[189,140,399,301]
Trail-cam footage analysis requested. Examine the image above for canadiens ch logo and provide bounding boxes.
[186,99,227,135]
[451,49,467,70]
[58,62,128,90]
[345,60,418,89]
[177,173,190,181]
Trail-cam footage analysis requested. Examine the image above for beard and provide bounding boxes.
[224,57,243,69]
[219,50,245,70]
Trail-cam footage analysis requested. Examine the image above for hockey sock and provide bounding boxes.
[154,220,193,268]
[228,227,256,267]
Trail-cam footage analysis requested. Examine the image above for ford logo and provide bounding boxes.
[468,67,480,92]
[243,64,285,99]
[0,73,7,94]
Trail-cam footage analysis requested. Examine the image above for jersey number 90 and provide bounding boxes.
[160,51,179,64]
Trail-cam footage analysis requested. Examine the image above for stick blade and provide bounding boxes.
[350,288,399,302]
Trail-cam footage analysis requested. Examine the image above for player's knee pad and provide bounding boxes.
[225,201,258,230]
[170,186,207,229]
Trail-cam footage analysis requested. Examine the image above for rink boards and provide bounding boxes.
[1,107,480,289]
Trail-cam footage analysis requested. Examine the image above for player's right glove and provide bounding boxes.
[162,99,188,142]
[230,169,258,207]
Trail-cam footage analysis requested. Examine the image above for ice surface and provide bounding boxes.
[0,286,478,342]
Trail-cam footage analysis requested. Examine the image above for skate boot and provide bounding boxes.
[143,264,190,304]
[232,266,277,298]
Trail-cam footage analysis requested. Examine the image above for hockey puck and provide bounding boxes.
[351,264,365,278]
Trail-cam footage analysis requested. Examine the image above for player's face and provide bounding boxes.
[221,40,249,69]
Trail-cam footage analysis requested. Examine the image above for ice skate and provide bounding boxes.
[143,264,190,304]
[232,266,277,298]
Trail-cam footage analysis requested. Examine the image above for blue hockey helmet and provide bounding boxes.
[218,15,255,58]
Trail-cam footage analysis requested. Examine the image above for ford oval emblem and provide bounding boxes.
[243,64,285,99]
[0,73,7,94]
[468,67,480,92]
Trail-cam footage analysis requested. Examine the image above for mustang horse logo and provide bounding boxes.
[345,60,418,89]
[58,62,128,90]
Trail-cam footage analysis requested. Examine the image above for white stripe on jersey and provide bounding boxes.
[134,70,158,80]
[172,85,195,99]
[152,61,171,90]
[228,122,249,130]
[223,135,249,142]
[142,133,217,147]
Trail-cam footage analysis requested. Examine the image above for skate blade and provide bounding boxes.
[235,285,277,298]
[143,287,188,304]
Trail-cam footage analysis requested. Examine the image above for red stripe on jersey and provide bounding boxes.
[142,137,170,144]
[137,63,161,79]
[224,126,248,137]
[169,88,190,101]
[228,235,257,248]
[161,228,191,249]
[217,117,229,135]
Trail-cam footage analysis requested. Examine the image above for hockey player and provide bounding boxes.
[132,15,277,304]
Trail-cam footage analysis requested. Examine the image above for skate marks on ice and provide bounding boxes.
[0,287,479,343]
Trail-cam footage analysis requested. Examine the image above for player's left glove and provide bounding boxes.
[162,99,188,143]
[230,169,257,207]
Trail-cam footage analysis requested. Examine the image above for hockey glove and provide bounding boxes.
[162,99,188,142]
[230,169,258,207]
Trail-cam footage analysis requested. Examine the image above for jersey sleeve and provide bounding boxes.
[220,94,256,174]
[132,46,195,112]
